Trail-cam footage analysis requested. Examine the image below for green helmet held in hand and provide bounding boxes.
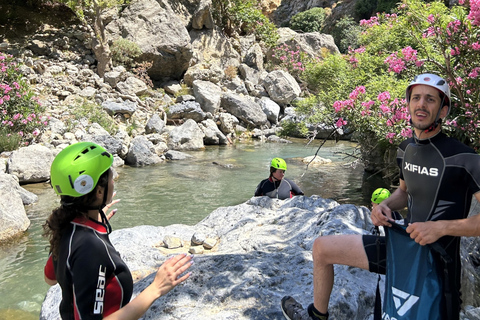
[371,188,391,204]
[50,142,113,197]
[271,157,287,171]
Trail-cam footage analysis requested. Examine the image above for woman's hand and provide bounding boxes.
[151,254,193,298]
[104,192,120,220]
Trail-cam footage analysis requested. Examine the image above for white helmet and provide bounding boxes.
[405,73,451,116]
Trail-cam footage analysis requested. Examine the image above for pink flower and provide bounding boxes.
[335,118,347,128]
[377,91,391,102]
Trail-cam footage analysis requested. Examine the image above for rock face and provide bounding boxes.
[106,0,193,80]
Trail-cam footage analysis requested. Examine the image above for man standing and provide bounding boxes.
[281,74,480,320]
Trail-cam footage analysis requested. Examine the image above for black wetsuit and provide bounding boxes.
[254,177,304,200]
[44,217,133,319]
[364,131,480,318]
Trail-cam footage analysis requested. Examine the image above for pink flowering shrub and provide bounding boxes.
[269,43,310,79]
[0,53,48,151]
[298,0,480,176]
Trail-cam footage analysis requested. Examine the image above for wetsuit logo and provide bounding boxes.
[93,265,106,314]
[404,162,438,177]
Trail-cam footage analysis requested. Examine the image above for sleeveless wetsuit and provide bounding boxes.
[254,177,304,200]
[363,131,480,318]
[44,217,133,319]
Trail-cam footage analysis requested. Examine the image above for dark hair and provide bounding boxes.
[270,166,277,176]
[43,168,111,259]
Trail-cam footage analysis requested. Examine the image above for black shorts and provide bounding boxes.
[363,235,386,275]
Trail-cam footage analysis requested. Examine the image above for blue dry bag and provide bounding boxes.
[375,222,453,320]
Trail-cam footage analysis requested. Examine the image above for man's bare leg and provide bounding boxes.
[312,234,370,314]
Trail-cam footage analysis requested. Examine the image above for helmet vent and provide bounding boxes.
[436,80,446,85]
[55,185,62,193]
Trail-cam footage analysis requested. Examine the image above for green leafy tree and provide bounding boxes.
[289,7,326,33]
[298,0,480,177]
[52,0,129,77]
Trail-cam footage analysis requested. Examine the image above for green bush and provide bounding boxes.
[111,38,142,68]
[0,52,48,152]
[290,7,326,33]
[67,100,117,136]
[330,16,361,54]
[212,0,278,47]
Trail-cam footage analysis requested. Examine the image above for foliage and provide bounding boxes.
[66,100,117,136]
[354,0,400,20]
[329,16,362,54]
[289,7,326,33]
[111,38,142,68]
[212,0,278,47]
[279,120,309,137]
[296,0,480,176]
[0,53,48,152]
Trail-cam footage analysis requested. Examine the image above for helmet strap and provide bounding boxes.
[99,184,112,234]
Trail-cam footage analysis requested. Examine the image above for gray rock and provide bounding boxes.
[125,136,163,166]
[167,119,205,151]
[164,150,193,160]
[263,70,301,105]
[102,100,137,116]
[218,112,239,135]
[106,0,192,80]
[168,101,206,122]
[200,119,228,145]
[116,77,149,96]
[221,92,269,128]
[258,97,281,124]
[193,80,222,114]
[0,174,31,241]
[191,0,214,30]
[7,145,55,183]
[145,114,166,134]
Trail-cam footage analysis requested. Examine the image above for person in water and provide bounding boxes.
[43,142,193,319]
[254,157,304,200]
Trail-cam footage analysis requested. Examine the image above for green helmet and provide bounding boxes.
[50,142,113,197]
[371,188,391,204]
[271,157,287,171]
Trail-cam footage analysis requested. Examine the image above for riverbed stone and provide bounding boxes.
[7,144,56,183]
[125,136,163,166]
[0,174,31,241]
[167,119,205,151]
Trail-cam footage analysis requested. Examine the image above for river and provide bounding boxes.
[0,139,382,319]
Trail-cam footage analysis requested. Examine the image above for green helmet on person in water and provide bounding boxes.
[371,188,391,204]
[271,157,287,171]
[50,142,113,197]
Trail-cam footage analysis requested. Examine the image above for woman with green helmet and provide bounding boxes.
[254,157,304,200]
[43,142,193,319]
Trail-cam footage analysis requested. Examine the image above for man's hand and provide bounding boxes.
[371,203,394,227]
[406,221,444,245]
